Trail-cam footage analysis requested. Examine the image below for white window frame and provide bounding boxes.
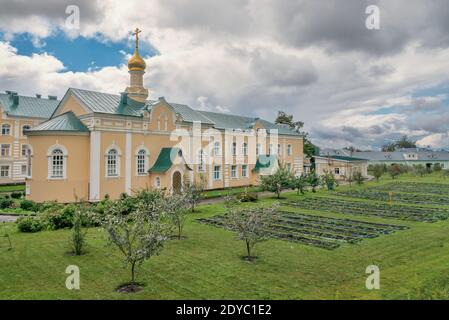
[241,165,248,178]
[0,165,10,178]
[135,147,149,176]
[47,145,68,180]
[105,145,121,178]
[269,144,273,155]
[1,144,11,157]
[256,143,261,156]
[231,165,237,179]
[22,125,31,136]
[21,164,27,176]
[334,167,340,175]
[21,144,30,157]
[1,124,11,136]
[242,143,248,156]
[213,165,221,181]
[287,144,292,156]
[214,142,221,157]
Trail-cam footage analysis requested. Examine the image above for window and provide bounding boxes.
[242,165,248,177]
[22,144,30,157]
[256,143,261,156]
[21,165,27,176]
[0,165,9,178]
[22,125,31,136]
[269,144,273,155]
[198,150,205,172]
[231,165,237,178]
[286,163,292,172]
[214,142,221,156]
[232,142,237,156]
[155,177,161,188]
[334,168,340,175]
[1,144,10,157]
[242,143,248,156]
[1,124,10,136]
[136,149,147,175]
[287,144,292,156]
[278,144,282,155]
[51,149,64,178]
[213,165,221,180]
[107,149,119,177]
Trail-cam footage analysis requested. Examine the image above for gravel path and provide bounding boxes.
[0,215,18,222]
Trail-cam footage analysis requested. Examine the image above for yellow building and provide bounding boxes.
[25,30,304,203]
[0,92,59,185]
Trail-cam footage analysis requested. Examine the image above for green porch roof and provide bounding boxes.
[0,92,59,119]
[252,155,278,172]
[27,111,89,134]
[148,147,192,173]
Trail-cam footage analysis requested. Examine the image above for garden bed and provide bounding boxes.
[286,196,449,222]
[197,211,407,250]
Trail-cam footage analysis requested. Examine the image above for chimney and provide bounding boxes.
[48,95,57,100]
[120,92,128,105]
[158,96,166,103]
[12,94,19,106]
[36,94,42,99]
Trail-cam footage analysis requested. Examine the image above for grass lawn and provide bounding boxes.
[0,184,25,194]
[202,186,260,199]
[2,174,449,299]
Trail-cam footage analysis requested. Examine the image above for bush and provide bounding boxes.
[0,197,14,209]
[17,216,46,233]
[236,190,258,202]
[20,199,38,212]
[43,204,75,230]
[10,191,23,199]
[353,171,365,185]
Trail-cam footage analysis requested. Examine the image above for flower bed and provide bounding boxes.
[286,197,449,222]
[197,211,407,250]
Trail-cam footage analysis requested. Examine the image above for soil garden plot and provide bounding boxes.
[286,197,449,222]
[197,212,407,250]
[370,182,449,196]
[336,189,449,206]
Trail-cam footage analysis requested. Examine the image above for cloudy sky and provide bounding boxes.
[1,0,449,150]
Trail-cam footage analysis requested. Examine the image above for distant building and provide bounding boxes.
[321,148,449,170]
[313,155,368,180]
[0,92,59,185]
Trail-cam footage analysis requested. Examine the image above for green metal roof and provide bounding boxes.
[148,147,193,173]
[317,155,368,162]
[0,92,59,119]
[27,111,89,134]
[68,88,145,117]
[252,155,278,172]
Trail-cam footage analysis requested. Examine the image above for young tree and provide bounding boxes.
[1,221,12,251]
[433,163,443,172]
[414,164,427,177]
[101,191,170,291]
[353,170,365,185]
[290,173,309,195]
[372,164,385,182]
[260,164,293,198]
[164,192,190,240]
[388,164,402,180]
[69,204,88,256]
[307,171,320,192]
[224,199,278,260]
[183,174,206,212]
[320,170,338,191]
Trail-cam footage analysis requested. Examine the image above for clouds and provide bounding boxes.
[1,0,449,149]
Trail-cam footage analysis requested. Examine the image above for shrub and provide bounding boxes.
[353,171,365,185]
[20,199,37,212]
[320,170,338,191]
[70,206,88,255]
[236,190,258,202]
[433,163,443,172]
[10,191,23,199]
[44,204,75,230]
[17,216,46,233]
[388,164,402,179]
[0,197,14,209]
[260,164,293,198]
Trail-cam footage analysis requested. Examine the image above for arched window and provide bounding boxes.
[136,149,147,175]
[107,149,119,177]
[22,125,31,136]
[242,143,248,156]
[50,149,64,178]
[1,124,10,136]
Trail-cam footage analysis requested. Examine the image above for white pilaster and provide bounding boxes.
[89,131,101,201]
[125,132,132,194]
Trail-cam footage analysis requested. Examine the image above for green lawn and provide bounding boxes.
[2,174,449,299]
[0,184,25,193]
[202,186,260,199]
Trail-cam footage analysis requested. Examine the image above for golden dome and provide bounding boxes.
[128,48,146,71]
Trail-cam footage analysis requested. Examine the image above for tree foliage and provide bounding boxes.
[307,171,320,192]
[182,173,206,212]
[164,192,190,240]
[382,135,416,151]
[371,164,386,182]
[260,164,294,198]
[290,173,309,195]
[320,170,338,191]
